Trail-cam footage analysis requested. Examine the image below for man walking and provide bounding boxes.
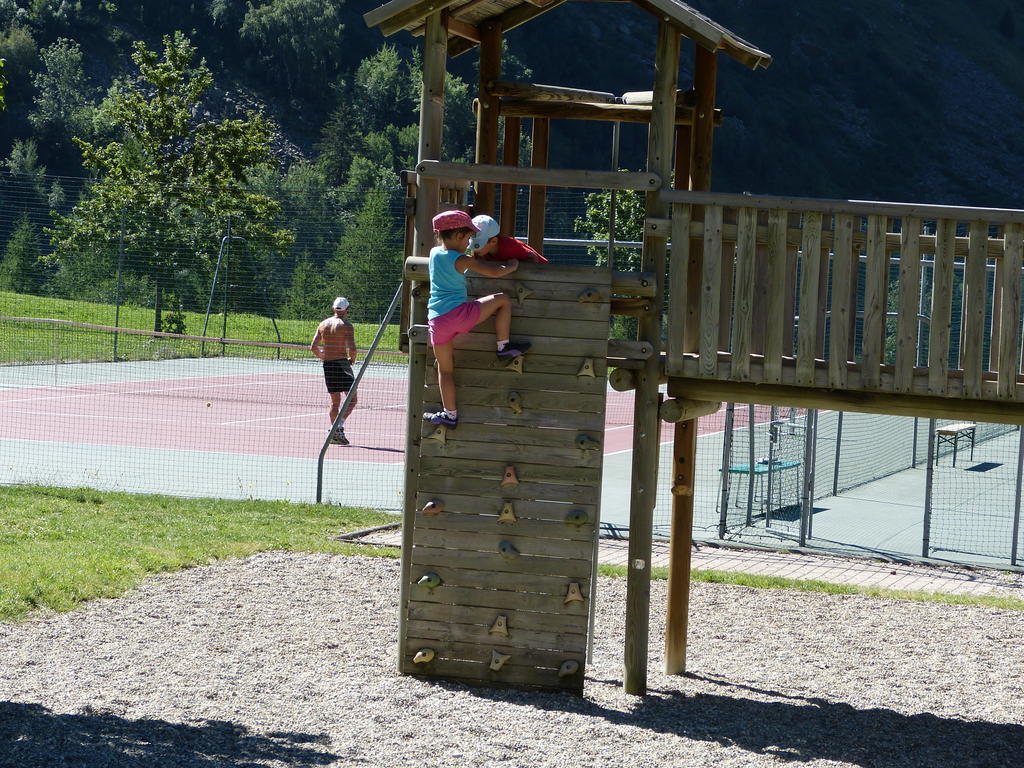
[310,297,358,445]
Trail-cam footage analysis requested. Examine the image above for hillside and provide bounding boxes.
[2,1,1024,208]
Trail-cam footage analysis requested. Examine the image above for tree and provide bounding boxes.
[0,57,7,110]
[280,251,330,320]
[0,212,44,293]
[47,32,292,331]
[328,188,402,322]
[29,38,96,155]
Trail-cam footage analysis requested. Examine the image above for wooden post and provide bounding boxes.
[527,117,550,252]
[474,21,501,215]
[665,42,717,678]
[401,10,447,671]
[500,115,521,234]
[414,13,447,260]
[625,20,678,696]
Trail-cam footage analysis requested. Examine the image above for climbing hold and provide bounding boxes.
[489,615,509,637]
[507,391,523,415]
[498,540,520,560]
[489,649,512,671]
[576,358,596,378]
[575,434,600,452]
[558,659,580,678]
[421,498,444,516]
[504,356,524,374]
[515,283,534,306]
[565,509,589,527]
[417,572,442,590]
[564,582,585,604]
[497,502,519,525]
[413,648,436,664]
[500,465,519,487]
[425,425,447,445]
[577,287,603,303]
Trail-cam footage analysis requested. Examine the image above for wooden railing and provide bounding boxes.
[659,190,1024,404]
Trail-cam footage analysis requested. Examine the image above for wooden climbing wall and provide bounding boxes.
[400,264,611,693]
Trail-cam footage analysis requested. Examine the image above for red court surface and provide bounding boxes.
[1,370,766,460]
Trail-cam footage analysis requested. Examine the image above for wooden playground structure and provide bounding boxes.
[365,0,1024,696]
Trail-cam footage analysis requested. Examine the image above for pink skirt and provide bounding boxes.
[429,301,482,346]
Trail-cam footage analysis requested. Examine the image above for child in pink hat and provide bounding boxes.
[424,209,530,429]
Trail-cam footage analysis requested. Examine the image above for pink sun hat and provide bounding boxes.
[431,209,479,232]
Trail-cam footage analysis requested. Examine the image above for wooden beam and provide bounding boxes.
[414,13,447,260]
[473,20,502,215]
[625,19,679,698]
[667,376,1024,425]
[527,117,549,252]
[446,0,571,56]
[416,160,660,191]
[489,80,617,103]
[445,12,480,43]
[498,98,718,126]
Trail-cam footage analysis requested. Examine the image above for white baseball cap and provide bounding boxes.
[332,297,350,311]
[469,215,500,251]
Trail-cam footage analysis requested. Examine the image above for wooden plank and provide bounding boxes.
[498,98,707,126]
[416,160,660,192]
[468,314,610,340]
[413,508,596,542]
[401,656,581,691]
[419,403,605,431]
[408,564,590,597]
[440,348,609,377]
[998,222,1023,398]
[452,331,609,358]
[929,219,956,395]
[419,437,603,469]
[828,213,854,387]
[405,619,588,654]
[796,211,823,385]
[418,422,599,452]
[409,581,591,614]
[419,457,599,487]
[860,214,888,390]
[438,366,607,394]
[414,491,597,524]
[411,546,594,580]
[699,204,724,377]
[894,216,921,392]
[406,600,587,638]
[417,474,600,505]
[489,80,618,103]
[962,220,988,398]
[404,637,584,673]
[731,206,756,380]
[667,202,692,375]
[422,383,605,413]
[763,209,788,383]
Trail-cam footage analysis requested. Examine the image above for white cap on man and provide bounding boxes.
[333,297,350,311]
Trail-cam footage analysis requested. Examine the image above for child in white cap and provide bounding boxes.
[469,214,549,264]
[424,209,530,429]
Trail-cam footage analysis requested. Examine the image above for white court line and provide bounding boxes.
[221,411,323,425]
[0,377,319,404]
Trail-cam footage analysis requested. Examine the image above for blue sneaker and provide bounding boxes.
[496,340,531,360]
[425,410,458,429]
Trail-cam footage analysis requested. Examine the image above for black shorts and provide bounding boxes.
[323,359,354,394]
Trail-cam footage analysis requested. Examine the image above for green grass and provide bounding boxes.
[0,290,401,364]
[597,564,1024,611]
[0,485,397,623]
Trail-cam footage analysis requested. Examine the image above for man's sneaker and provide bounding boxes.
[496,340,531,360]
[424,410,458,429]
[332,429,349,445]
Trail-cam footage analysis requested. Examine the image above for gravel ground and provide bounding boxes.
[1,552,1022,768]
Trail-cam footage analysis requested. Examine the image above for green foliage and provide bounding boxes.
[328,188,403,322]
[47,32,292,330]
[0,211,44,291]
[28,37,96,144]
[0,56,7,109]
[280,251,330,321]
[573,185,646,271]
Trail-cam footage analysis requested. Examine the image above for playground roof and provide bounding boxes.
[363,0,772,70]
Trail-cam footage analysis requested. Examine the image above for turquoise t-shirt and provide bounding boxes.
[427,246,469,319]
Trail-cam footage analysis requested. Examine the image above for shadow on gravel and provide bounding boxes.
[438,676,1024,767]
[0,701,340,768]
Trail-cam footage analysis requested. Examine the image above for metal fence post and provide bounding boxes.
[832,410,843,496]
[1011,428,1023,566]
[923,418,936,558]
[113,209,125,361]
[799,409,817,546]
[746,403,756,525]
[717,403,735,538]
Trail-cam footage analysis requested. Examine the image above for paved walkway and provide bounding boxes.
[349,526,1024,599]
